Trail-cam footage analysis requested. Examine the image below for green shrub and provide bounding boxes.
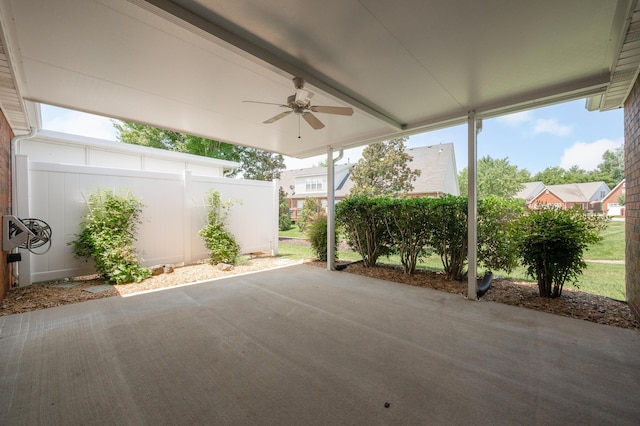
[336,196,391,267]
[306,214,337,262]
[278,187,293,231]
[71,188,151,284]
[477,196,524,274]
[427,195,468,279]
[199,190,240,264]
[382,197,433,274]
[297,197,322,232]
[515,207,608,298]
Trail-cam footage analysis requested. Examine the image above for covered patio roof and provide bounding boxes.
[0,0,638,158]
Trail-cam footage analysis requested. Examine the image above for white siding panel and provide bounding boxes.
[89,149,142,170]
[187,163,223,177]
[19,139,86,164]
[144,157,186,174]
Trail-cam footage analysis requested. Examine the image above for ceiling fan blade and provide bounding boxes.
[243,100,288,107]
[302,112,325,129]
[263,110,292,124]
[311,105,354,116]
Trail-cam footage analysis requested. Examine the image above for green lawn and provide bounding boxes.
[585,220,625,260]
[279,225,305,239]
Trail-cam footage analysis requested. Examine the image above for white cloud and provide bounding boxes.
[41,106,118,140]
[496,110,533,125]
[533,118,572,136]
[560,138,623,171]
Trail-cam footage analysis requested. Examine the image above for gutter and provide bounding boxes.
[10,127,37,283]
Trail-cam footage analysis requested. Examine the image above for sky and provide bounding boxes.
[41,99,624,176]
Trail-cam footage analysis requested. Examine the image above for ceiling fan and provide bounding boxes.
[244,77,354,130]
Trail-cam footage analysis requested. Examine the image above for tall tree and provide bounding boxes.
[593,147,624,188]
[349,138,421,197]
[531,166,568,185]
[458,156,529,199]
[113,121,284,181]
[238,148,285,181]
[533,147,624,188]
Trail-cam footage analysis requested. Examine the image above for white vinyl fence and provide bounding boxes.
[14,155,279,285]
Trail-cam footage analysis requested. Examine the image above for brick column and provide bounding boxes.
[624,77,640,319]
[0,109,15,300]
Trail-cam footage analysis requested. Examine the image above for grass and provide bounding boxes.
[585,220,625,260]
[569,262,626,300]
[279,225,305,239]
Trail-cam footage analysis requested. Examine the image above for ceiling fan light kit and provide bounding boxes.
[244,77,354,130]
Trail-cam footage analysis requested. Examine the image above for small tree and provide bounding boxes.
[515,207,608,298]
[71,188,151,284]
[199,190,240,264]
[297,197,322,232]
[278,187,293,231]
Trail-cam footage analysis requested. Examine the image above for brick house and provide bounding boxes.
[601,179,626,216]
[527,182,610,212]
[279,143,459,222]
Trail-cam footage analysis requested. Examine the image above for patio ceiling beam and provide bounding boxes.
[131,0,405,131]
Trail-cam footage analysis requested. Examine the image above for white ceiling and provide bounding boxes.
[0,0,637,158]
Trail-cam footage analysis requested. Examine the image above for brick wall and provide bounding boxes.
[624,77,640,319]
[0,109,14,300]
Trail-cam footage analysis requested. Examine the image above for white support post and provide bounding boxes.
[183,170,192,265]
[272,179,279,256]
[467,111,478,300]
[327,147,336,270]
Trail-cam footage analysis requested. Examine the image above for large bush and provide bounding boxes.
[336,196,391,267]
[71,188,151,284]
[427,195,468,279]
[382,197,433,274]
[477,196,523,274]
[515,207,607,298]
[199,190,240,264]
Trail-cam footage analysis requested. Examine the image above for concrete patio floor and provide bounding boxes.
[1,264,639,425]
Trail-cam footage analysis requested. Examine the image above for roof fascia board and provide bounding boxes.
[130,0,404,130]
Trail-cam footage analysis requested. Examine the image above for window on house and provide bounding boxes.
[305,178,323,191]
[600,190,606,199]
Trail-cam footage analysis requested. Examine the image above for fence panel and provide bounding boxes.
[16,158,277,284]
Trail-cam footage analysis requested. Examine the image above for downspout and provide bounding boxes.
[10,127,38,282]
[327,148,343,270]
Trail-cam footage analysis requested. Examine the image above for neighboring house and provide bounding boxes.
[279,164,354,223]
[405,144,459,197]
[602,179,626,216]
[529,181,610,212]
[514,181,546,207]
[279,143,459,222]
